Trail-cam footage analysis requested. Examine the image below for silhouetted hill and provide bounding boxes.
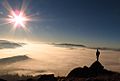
[0,55,31,64]
[89,61,104,70]
[67,61,120,78]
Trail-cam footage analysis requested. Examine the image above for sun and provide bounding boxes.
[1,1,33,32]
[8,10,29,30]
[1,1,37,32]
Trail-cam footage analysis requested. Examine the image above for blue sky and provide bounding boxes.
[0,0,120,48]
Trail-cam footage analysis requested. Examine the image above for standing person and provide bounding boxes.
[96,49,100,61]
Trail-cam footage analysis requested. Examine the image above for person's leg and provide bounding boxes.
[97,56,98,61]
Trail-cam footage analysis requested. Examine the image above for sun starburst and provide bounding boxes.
[7,10,29,30]
[1,0,35,32]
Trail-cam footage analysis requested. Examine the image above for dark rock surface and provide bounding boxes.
[67,61,117,78]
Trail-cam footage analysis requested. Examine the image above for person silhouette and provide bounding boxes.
[96,49,100,61]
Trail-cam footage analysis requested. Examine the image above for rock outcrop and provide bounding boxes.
[67,61,116,78]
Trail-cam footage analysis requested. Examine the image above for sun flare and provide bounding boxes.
[8,10,29,28]
[1,1,35,32]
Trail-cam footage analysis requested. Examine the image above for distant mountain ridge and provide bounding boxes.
[52,43,120,51]
[0,55,31,64]
[0,40,24,49]
[53,43,86,47]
